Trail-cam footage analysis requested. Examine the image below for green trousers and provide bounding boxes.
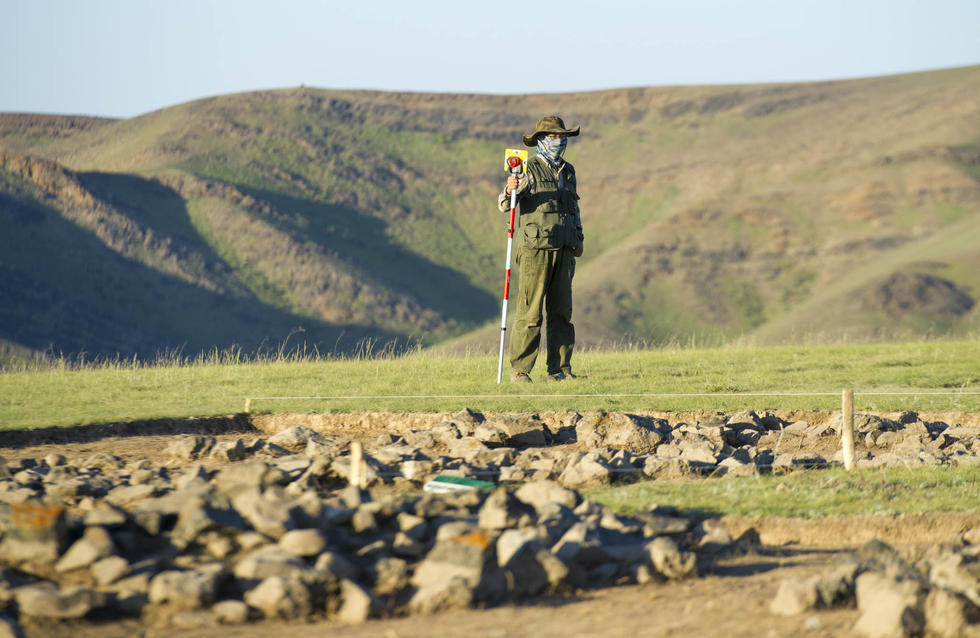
[510,246,576,375]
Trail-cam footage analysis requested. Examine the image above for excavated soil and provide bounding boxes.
[2,410,978,638]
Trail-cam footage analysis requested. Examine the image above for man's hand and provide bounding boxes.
[505,175,519,195]
[574,245,583,258]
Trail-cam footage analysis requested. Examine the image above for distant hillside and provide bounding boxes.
[1,66,978,364]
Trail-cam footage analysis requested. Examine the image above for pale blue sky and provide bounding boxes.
[2,0,978,118]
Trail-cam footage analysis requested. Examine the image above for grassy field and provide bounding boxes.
[587,465,980,518]
[1,340,978,431]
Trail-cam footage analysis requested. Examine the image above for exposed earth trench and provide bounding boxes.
[0,410,978,638]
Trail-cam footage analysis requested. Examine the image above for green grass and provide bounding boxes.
[587,465,980,518]
[0,340,978,431]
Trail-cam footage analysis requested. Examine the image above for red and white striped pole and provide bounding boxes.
[497,153,524,383]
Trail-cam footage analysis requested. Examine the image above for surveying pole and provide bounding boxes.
[497,149,527,384]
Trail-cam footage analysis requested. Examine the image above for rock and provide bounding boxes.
[315,550,359,581]
[929,551,980,606]
[410,576,474,614]
[105,483,157,505]
[164,435,216,462]
[148,565,226,610]
[43,454,67,468]
[924,587,976,638]
[448,437,492,462]
[0,614,22,638]
[399,459,434,481]
[514,480,579,510]
[91,555,130,586]
[235,546,314,585]
[552,520,610,567]
[0,503,67,564]
[646,537,696,580]
[770,577,819,616]
[82,452,125,472]
[172,488,249,547]
[212,599,250,624]
[278,529,327,557]
[558,453,613,488]
[268,425,324,451]
[576,413,665,453]
[210,439,249,462]
[478,487,533,530]
[488,417,549,447]
[244,575,314,620]
[412,530,497,599]
[853,572,925,638]
[229,486,300,538]
[336,578,373,624]
[55,526,115,573]
[16,585,102,619]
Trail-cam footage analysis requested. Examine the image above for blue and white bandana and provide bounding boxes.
[536,136,567,168]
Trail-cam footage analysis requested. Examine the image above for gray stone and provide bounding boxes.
[212,599,249,624]
[172,488,249,547]
[0,614,21,638]
[314,550,359,581]
[770,577,819,616]
[83,502,129,527]
[43,454,67,468]
[853,572,925,638]
[929,551,980,606]
[646,536,696,580]
[924,588,976,638]
[392,531,425,557]
[478,487,532,530]
[336,578,373,624]
[82,452,125,472]
[55,526,115,572]
[148,565,226,610]
[448,437,492,462]
[278,529,327,557]
[0,502,67,564]
[552,520,611,567]
[91,555,130,586]
[558,453,613,488]
[244,575,314,620]
[473,423,506,446]
[409,576,474,614]
[210,439,249,462]
[268,425,323,451]
[234,546,313,583]
[105,483,156,505]
[15,585,103,618]
[229,486,300,538]
[412,531,495,594]
[399,459,434,481]
[371,556,409,595]
[396,511,428,540]
[514,479,579,510]
[164,436,216,462]
[576,413,665,453]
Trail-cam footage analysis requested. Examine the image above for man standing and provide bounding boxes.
[498,115,584,383]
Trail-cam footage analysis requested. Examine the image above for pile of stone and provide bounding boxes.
[0,414,747,632]
[771,535,980,637]
[0,407,976,633]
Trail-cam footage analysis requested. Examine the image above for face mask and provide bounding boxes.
[537,136,567,166]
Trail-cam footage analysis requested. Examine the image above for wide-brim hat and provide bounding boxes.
[522,115,581,146]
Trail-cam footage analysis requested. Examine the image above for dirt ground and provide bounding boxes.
[3,410,979,638]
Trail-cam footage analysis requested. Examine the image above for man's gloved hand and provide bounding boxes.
[505,175,519,195]
[574,245,583,258]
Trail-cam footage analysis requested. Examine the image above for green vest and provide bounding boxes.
[519,156,583,251]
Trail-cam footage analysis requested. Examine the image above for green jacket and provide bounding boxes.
[518,156,584,251]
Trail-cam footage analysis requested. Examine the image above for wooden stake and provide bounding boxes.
[350,441,363,488]
[244,397,251,414]
[841,388,856,470]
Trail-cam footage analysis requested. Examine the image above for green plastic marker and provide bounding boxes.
[422,475,496,493]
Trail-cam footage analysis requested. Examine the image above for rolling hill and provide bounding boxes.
[1,65,978,365]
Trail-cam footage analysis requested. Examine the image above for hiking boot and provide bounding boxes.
[545,372,565,383]
[510,371,532,383]
[562,370,578,380]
